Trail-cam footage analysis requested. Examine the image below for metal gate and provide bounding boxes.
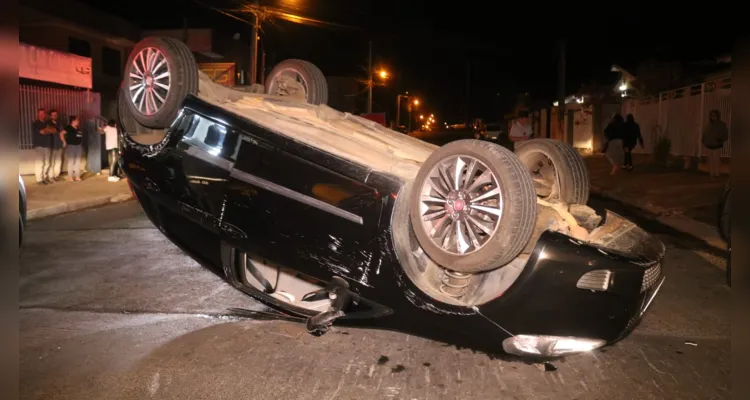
[19,84,101,149]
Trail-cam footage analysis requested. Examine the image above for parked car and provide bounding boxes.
[118,37,665,358]
[485,123,505,141]
[718,182,730,286]
[19,176,27,248]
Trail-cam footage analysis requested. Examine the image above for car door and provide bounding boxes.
[162,108,238,232]
[221,132,383,286]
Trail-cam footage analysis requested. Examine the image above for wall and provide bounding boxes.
[621,77,732,158]
[19,2,139,120]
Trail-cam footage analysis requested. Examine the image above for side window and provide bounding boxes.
[68,37,91,57]
[182,114,236,158]
[102,46,121,76]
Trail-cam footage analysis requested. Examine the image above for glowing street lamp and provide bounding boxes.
[419,115,424,120]
[378,69,388,79]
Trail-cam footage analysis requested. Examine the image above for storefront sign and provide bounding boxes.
[19,43,92,89]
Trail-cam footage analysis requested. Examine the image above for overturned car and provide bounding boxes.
[118,37,665,357]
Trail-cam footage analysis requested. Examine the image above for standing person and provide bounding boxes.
[509,111,533,150]
[31,108,55,184]
[701,109,729,178]
[48,109,65,181]
[61,115,84,182]
[603,114,625,175]
[101,119,121,182]
[622,114,644,171]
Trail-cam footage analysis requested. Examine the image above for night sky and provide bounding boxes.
[81,0,738,123]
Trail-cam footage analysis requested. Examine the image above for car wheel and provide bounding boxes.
[266,59,328,105]
[409,140,537,273]
[123,36,199,129]
[514,139,589,205]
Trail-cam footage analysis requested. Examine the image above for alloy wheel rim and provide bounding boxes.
[129,47,171,116]
[269,68,309,101]
[418,155,504,255]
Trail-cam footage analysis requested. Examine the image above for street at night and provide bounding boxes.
[20,201,730,400]
[13,0,740,398]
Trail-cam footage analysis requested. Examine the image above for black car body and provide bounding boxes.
[120,92,665,357]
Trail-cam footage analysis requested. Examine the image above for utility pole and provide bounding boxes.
[260,48,266,86]
[396,95,401,128]
[557,39,567,143]
[367,40,373,114]
[249,2,260,85]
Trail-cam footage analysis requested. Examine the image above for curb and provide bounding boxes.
[27,192,134,221]
[590,185,727,252]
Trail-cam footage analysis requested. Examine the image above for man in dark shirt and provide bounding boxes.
[31,108,54,184]
[48,109,65,181]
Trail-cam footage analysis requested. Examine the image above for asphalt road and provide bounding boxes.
[20,201,730,400]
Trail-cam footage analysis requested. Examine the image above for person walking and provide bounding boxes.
[48,109,65,181]
[31,108,55,185]
[622,114,644,171]
[509,111,533,150]
[701,109,729,178]
[101,119,121,182]
[603,114,625,175]
[61,115,84,182]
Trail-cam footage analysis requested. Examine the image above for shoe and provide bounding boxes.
[74,177,82,182]
[38,180,48,185]
[108,176,120,182]
[44,179,54,184]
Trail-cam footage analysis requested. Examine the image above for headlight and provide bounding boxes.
[502,335,606,357]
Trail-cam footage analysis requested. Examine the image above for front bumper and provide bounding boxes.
[502,275,666,357]
[477,211,666,353]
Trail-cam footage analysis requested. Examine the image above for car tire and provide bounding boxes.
[514,139,589,205]
[123,36,199,129]
[409,140,537,273]
[266,59,328,105]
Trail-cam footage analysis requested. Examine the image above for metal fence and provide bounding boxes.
[621,77,731,158]
[19,84,101,149]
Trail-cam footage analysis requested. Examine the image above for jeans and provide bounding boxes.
[34,147,52,182]
[50,148,63,178]
[108,148,121,177]
[66,145,83,179]
[623,147,633,168]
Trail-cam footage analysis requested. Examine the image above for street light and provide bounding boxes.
[408,99,420,132]
[419,115,424,120]
[378,69,388,79]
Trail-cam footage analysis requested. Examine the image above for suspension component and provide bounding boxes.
[439,269,472,298]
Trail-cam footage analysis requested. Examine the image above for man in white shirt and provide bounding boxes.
[509,111,533,150]
[101,120,121,182]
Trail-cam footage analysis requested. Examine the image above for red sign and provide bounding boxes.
[362,113,386,126]
[19,43,92,89]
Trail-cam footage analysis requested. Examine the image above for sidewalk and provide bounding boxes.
[584,154,727,251]
[23,174,133,221]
